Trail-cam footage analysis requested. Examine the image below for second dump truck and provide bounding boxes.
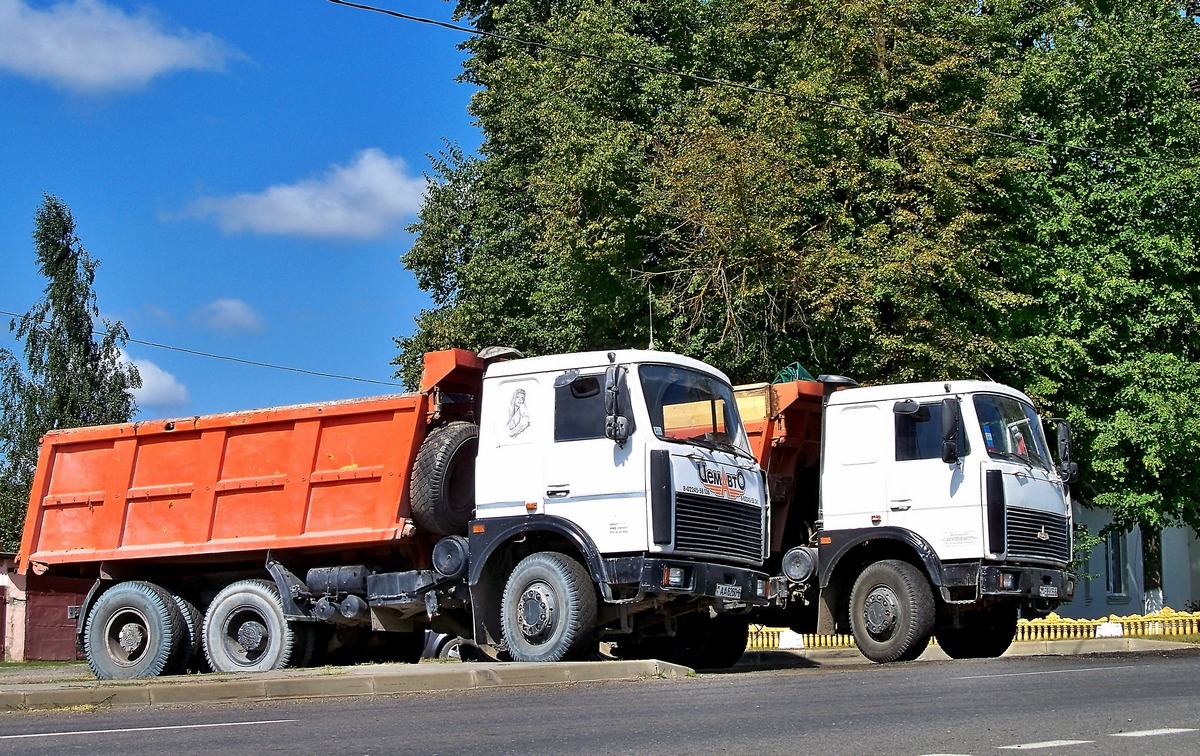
[733,374,1078,663]
[18,348,770,678]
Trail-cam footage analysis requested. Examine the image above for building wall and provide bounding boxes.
[0,557,89,662]
[1058,504,1200,619]
[0,556,23,662]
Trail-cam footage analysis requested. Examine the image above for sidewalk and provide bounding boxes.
[0,638,1193,712]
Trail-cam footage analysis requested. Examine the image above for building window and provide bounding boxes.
[1105,530,1127,597]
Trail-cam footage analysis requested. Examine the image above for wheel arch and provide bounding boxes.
[466,516,605,647]
[815,527,943,634]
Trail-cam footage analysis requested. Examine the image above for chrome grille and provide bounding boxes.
[1006,506,1070,564]
[673,492,765,564]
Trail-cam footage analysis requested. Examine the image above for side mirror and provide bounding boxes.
[604,365,630,445]
[1050,418,1079,483]
[940,397,960,465]
[893,399,931,421]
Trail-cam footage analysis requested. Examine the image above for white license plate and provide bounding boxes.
[715,583,742,599]
[1038,585,1059,598]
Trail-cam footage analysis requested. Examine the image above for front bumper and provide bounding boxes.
[605,556,770,606]
[942,561,1076,602]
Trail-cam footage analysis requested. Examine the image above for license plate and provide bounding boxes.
[715,583,742,599]
[1038,585,1059,598]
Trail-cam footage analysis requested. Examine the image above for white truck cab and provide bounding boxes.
[806,379,1076,661]
[823,381,1072,568]
[467,350,770,664]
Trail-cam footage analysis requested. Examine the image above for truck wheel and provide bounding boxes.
[703,614,750,669]
[83,581,186,680]
[167,592,207,673]
[935,606,1019,659]
[849,560,934,663]
[203,580,297,673]
[501,552,597,662]
[410,421,478,536]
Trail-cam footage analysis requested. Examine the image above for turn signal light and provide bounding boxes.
[1000,571,1019,591]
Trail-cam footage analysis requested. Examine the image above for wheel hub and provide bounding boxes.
[118,622,146,654]
[237,620,268,651]
[863,586,900,638]
[517,582,556,641]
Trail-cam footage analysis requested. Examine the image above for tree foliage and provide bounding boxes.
[399,0,1200,533]
[1005,0,1200,532]
[0,195,141,552]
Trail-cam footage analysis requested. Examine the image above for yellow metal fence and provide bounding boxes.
[745,608,1200,650]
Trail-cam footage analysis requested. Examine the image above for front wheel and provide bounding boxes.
[936,606,1019,659]
[849,560,934,663]
[501,552,597,662]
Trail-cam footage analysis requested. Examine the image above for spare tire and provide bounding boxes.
[410,421,478,536]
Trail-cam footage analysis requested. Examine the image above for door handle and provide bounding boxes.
[889,499,911,512]
[546,487,570,498]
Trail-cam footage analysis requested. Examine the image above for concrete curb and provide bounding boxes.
[0,659,691,712]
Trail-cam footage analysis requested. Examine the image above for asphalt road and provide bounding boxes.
[2,648,1199,755]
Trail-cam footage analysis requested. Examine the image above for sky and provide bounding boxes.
[0,0,479,420]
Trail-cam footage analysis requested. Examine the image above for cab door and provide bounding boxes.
[886,399,982,559]
[541,371,647,553]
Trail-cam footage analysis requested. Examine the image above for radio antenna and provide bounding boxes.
[647,280,655,350]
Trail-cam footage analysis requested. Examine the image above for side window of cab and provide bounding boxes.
[554,374,607,442]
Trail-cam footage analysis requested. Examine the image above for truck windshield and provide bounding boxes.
[638,364,751,458]
[973,394,1053,472]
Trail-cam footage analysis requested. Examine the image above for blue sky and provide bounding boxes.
[0,0,478,419]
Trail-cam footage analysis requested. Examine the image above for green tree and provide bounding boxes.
[397,0,710,386]
[646,0,1029,382]
[0,195,141,552]
[1004,0,1200,535]
[400,0,1026,386]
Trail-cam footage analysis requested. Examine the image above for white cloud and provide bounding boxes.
[0,0,236,94]
[122,353,189,412]
[183,148,426,240]
[191,298,265,335]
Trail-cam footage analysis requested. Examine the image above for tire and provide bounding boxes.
[203,579,297,673]
[501,552,597,662]
[703,614,750,669]
[410,421,478,536]
[849,560,935,663]
[936,606,1019,659]
[168,592,207,674]
[83,581,185,680]
[438,636,463,660]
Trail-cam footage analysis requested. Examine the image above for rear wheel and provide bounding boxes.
[203,580,297,673]
[501,552,597,662]
[936,606,1019,659]
[167,592,207,673]
[849,560,934,663]
[83,581,185,680]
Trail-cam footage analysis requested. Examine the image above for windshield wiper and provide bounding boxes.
[683,434,756,462]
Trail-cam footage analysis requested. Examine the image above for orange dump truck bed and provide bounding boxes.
[17,392,430,575]
[735,379,825,553]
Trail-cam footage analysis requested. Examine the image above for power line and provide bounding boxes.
[327,0,1198,167]
[0,308,403,388]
